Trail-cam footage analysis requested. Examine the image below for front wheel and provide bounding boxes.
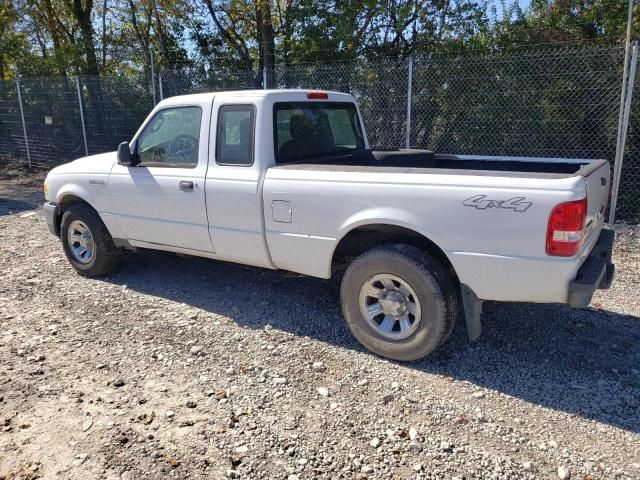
[340,244,458,361]
[60,203,122,277]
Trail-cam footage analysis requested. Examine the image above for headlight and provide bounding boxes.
[43,181,48,195]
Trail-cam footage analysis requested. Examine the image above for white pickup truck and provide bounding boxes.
[43,89,615,361]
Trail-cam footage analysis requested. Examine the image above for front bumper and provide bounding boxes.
[568,228,615,308]
[43,202,60,236]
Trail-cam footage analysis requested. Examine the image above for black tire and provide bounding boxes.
[340,244,458,361]
[60,203,122,277]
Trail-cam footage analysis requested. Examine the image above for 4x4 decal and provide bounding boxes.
[463,195,533,212]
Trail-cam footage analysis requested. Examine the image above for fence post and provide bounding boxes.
[159,73,164,101]
[405,56,414,149]
[609,1,635,224]
[263,65,268,89]
[75,77,89,157]
[16,77,31,168]
[151,49,156,106]
[609,42,638,224]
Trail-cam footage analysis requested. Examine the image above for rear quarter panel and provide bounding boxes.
[263,167,589,303]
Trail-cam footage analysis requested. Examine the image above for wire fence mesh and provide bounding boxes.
[79,74,155,155]
[0,44,638,222]
[620,69,640,221]
[0,80,28,160]
[18,76,84,163]
[410,47,624,158]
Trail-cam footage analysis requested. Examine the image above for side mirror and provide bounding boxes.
[117,142,136,166]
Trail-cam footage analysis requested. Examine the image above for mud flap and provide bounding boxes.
[460,284,483,342]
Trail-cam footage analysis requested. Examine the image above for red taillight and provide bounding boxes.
[307,91,328,99]
[546,198,588,256]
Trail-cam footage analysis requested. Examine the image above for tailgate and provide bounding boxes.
[581,161,610,252]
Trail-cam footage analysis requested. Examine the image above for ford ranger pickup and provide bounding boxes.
[43,90,615,361]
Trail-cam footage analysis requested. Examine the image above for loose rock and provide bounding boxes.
[312,361,326,372]
[407,440,423,453]
[558,466,571,479]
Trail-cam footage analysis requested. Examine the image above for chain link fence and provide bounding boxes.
[621,65,640,221]
[0,44,638,222]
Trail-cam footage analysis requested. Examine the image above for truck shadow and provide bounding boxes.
[102,248,640,434]
[0,198,39,216]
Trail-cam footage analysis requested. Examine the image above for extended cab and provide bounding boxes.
[43,90,615,361]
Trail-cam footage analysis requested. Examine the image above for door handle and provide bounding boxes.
[179,181,194,192]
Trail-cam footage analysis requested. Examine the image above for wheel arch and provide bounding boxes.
[55,193,99,231]
[331,222,458,283]
[58,193,96,211]
[54,186,124,241]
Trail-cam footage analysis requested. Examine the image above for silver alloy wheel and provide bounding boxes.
[67,220,95,264]
[358,273,422,340]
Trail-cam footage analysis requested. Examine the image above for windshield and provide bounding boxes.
[274,102,365,163]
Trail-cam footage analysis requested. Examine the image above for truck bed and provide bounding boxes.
[264,151,610,301]
[274,148,606,178]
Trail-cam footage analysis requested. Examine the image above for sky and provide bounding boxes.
[492,0,532,18]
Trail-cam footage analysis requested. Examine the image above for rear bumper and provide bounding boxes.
[568,228,615,308]
[43,202,60,236]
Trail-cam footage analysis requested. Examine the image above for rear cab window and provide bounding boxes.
[216,105,256,166]
[274,102,364,164]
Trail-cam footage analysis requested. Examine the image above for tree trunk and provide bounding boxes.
[69,0,107,142]
[202,0,253,70]
[72,0,100,75]
[42,0,70,77]
[152,1,171,68]
[127,0,151,78]
[101,0,107,68]
[256,0,275,87]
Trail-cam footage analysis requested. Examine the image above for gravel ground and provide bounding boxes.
[1,172,639,480]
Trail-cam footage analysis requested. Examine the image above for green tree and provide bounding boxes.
[0,1,30,79]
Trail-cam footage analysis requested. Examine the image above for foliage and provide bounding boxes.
[2,0,636,79]
[0,1,39,78]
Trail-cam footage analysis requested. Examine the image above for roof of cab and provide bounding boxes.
[157,89,355,106]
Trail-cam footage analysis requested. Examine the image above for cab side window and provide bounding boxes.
[216,105,255,166]
[137,106,202,167]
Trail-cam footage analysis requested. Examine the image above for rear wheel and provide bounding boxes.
[60,203,122,277]
[340,244,458,361]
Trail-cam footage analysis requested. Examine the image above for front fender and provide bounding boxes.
[49,177,124,240]
[55,183,98,208]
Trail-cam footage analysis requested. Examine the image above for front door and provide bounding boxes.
[109,105,214,253]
